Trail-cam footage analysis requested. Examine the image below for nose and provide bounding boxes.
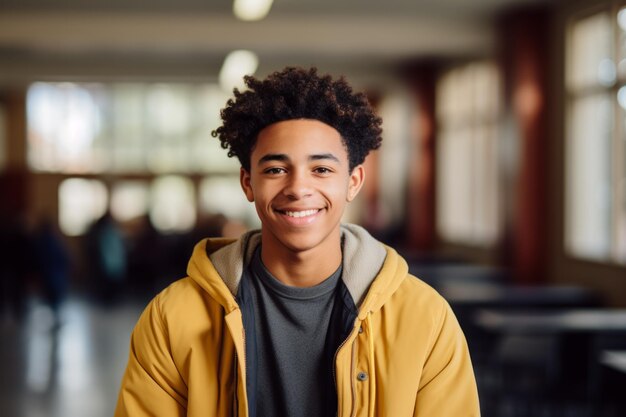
[283,170,313,199]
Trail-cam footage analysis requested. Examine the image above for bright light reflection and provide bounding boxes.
[27,83,101,172]
[598,58,616,86]
[618,86,626,110]
[149,175,196,233]
[618,59,626,77]
[57,301,92,391]
[59,178,108,236]
[219,50,259,93]
[111,181,149,222]
[200,176,255,222]
[618,8,626,31]
[147,85,190,136]
[233,0,273,21]
[25,304,56,393]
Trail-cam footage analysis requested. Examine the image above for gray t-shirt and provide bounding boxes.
[247,247,342,417]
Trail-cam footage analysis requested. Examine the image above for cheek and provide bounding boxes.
[253,200,271,222]
[325,182,352,204]
[252,184,275,207]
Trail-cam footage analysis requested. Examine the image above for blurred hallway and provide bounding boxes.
[0,0,626,415]
[0,296,143,417]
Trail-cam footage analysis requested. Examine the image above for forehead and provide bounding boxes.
[252,119,347,163]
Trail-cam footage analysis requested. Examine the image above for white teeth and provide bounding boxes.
[284,209,319,218]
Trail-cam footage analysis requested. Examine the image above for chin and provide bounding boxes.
[280,235,325,254]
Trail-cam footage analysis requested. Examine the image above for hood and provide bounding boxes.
[186,223,408,314]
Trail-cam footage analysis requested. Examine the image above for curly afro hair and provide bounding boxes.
[211,67,383,172]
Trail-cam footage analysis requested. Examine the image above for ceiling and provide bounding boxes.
[0,0,559,86]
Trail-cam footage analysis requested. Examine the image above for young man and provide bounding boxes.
[115,67,480,417]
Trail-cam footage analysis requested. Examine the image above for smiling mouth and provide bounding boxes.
[280,209,321,218]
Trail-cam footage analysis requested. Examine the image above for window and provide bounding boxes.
[436,61,501,246]
[27,82,237,174]
[376,90,414,228]
[28,82,244,237]
[565,6,626,263]
[27,83,104,173]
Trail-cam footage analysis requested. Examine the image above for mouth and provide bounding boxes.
[274,207,323,223]
[282,209,320,218]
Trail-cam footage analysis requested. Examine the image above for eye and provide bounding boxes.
[264,167,286,175]
[313,166,333,175]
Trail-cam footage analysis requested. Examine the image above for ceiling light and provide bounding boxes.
[233,0,273,21]
[219,50,259,93]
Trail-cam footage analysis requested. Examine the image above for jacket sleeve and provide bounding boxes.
[114,296,187,417]
[414,299,480,416]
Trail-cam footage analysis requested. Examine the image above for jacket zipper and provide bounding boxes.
[333,321,359,417]
[233,322,247,417]
[240,327,247,417]
[349,339,357,417]
[233,351,239,417]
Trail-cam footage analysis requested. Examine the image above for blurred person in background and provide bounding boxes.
[126,214,167,299]
[0,209,36,321]
[85,211,127,304]
[115,67,480,417]
[34,216,71,321]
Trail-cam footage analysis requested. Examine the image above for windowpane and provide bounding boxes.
[110,84,147,173]
[472,124,499,244]
[192,85,240,173]
[192,132,240,173]
[566,93,613,260]
[617,7,626,80]
[567,12,613,90]
[437,128,474,243]
[566,8,626,265]
[26,82,237,175]
[377,91,413,227]
[472,62,500,118]
[437,68,472,123]
[58,178,108,236]
[436,62,501,246]
[146,85,193,173]
[618,103,626,262]
[28,83,104,173]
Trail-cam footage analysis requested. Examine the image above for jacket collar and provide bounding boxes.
[187,223,404,311]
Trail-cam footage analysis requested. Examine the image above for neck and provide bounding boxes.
[260,236,342,288]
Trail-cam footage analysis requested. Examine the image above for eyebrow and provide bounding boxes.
[258,153,340,164]
[258,153,288,164]
[310,153,340,163]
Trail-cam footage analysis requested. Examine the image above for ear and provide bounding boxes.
[347,165,365,202]
[240,168,255,202]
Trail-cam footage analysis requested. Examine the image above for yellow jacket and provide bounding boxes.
[115,224,480,416]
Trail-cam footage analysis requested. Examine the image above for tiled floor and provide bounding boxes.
[0,296,145,417]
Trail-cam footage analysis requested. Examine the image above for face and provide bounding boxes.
[240,119,364,259]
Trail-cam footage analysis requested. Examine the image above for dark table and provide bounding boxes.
[473,308,626,333]
[443,284,602,309]
[473,308,626,407]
